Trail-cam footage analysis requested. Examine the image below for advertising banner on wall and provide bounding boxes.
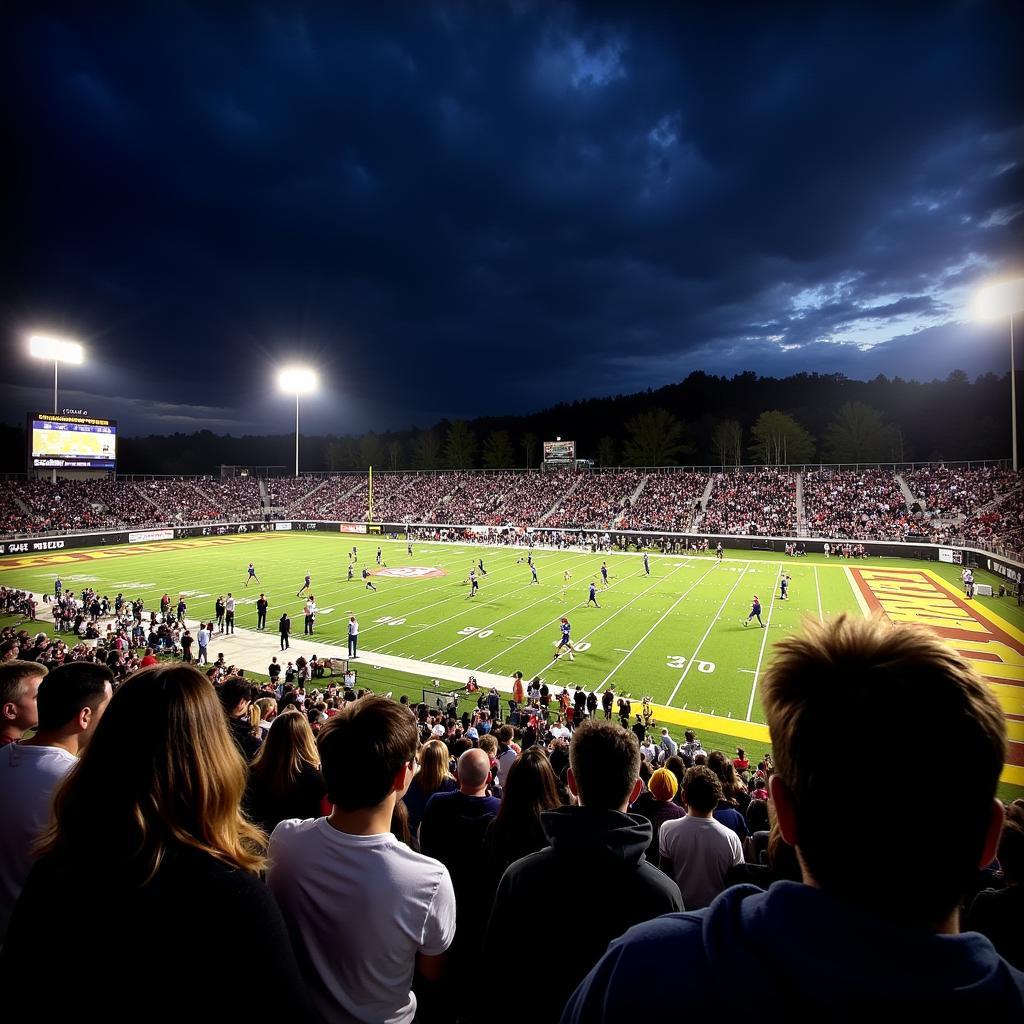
[128,529,174,544]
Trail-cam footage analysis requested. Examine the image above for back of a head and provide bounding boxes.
[569,720,640,809]
[497,747,560,826]
[41,663,262,879]
[318,696,417,811]
[457,747,491,791]
[762,613,1006,926]
[416,738,452,794]
[682,766,722,815]
[36,661,112,733]
[250,709,319,793]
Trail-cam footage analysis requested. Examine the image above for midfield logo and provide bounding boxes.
[371,566,448,579]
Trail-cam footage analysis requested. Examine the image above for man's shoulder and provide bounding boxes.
[1,742,76,779]
[269,816,322,852]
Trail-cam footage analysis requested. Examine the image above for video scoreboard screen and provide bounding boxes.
[543,439,576,463]
[29,412,117,469]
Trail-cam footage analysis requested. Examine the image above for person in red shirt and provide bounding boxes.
[511,671,525,705]
[139,648,159,668]
[733,747,749,772]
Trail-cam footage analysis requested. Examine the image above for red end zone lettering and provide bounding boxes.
[370,566,447,579]
[850,567,1024,770]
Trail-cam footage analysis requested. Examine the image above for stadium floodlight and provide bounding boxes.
[29,334,85,413]
[974,277,1024,471]
[278,367,318,476]
[29,333,86,483]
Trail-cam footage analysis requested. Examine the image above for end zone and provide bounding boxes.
[849,566,1024,786]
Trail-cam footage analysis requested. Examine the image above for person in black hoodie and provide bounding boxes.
[565,614,1024,1020]
[484,719,681,1022]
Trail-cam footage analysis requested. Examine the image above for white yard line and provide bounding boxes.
[746,565,783,721]
[814,565,823,621]
[367,547,585,648]
[413,550,594,659]
[667,561,752,706]
[845,565,871,617]
[527,560,696,677]
[473,561,680,672]
[598,562,721,689]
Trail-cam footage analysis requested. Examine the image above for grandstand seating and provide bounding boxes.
[0,466,1020,558]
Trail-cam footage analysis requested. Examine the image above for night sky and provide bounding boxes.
[2,1,1021,436]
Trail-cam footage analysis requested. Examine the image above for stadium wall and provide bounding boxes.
[2,519,1020,581]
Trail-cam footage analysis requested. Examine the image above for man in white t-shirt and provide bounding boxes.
[659,765,743,910]
[269,696,455,1023]
[0,662,114,942]
[549,717,571,742]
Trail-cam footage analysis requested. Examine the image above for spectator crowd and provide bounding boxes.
[0,613,1020,1019]
[1,466,1021,558]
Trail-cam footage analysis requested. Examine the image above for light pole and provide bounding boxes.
[975,278,1024,471]
[278,367,317,476]
[29,334,84,482]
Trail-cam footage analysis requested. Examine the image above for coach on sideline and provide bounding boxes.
[563,614,1024,1018]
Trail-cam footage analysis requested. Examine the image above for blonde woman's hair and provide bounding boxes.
[248,708,321,799]
[415,738,453,795]
[38,663,266,882]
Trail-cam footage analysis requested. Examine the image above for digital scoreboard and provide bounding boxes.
[29,411,117,469]
[543,439,576,464]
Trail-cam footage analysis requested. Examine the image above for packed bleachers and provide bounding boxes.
[700,470,798,536]
[265,475,321,512]
[903,465,1020,517]
[619,471,707,532]
[0,467,1020,556]
[803,469,929,540]
[543,469,646,528]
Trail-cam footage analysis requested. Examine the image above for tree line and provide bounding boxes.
[0,369,1016,474]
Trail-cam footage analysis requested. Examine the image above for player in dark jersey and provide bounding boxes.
[478,558,487,576]
[296,572,311,597]
[716,543,724,562]
[587,581,601,608]
[744,595,764,627]
[553,617,576,661]
[779,573,791,600]
[643,552,650,575]
[407,540,413,556]
[377,547,382,565]
[600,562,609,587]
[246,562,259,586]
[362,567,377,592]
[347,564,354,581]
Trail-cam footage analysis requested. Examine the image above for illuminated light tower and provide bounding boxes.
[29,334,85,483]
[975,277,1024,471]
[29,334,84,414]
[278,367,318,477]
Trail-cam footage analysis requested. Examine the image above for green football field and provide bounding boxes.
[3,534,1021,731]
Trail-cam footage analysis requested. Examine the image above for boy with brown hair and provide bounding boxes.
[269,696,456,1023]
[565,614,1023,1017]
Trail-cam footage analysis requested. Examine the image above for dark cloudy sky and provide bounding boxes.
[2,1,1021,435]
